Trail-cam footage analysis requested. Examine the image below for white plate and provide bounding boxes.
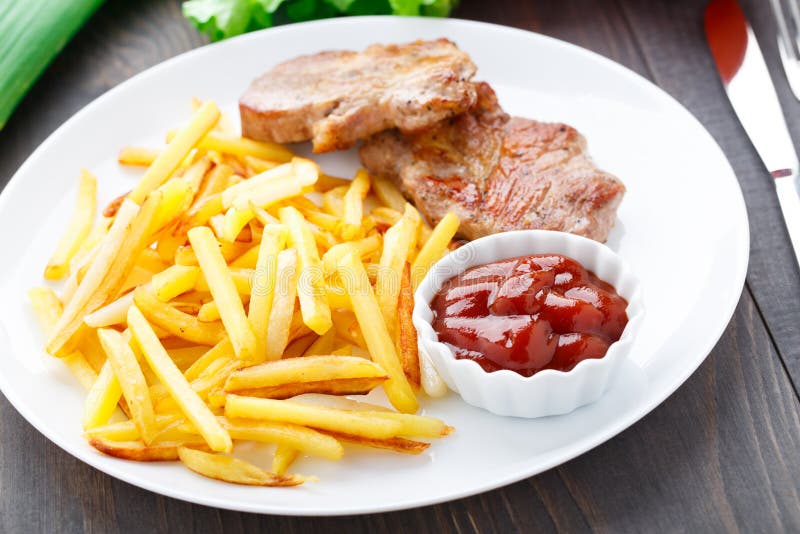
[0,17,748,515]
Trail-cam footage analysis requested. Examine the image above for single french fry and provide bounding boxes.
[220,163,293,208]
[118,147,160,166]
[175,193,224,237]
[134,288,225,346]
[184,338,233,381]
[167,345,208,372]
[149,178,193,236]
[324,281,351,310]
[315,173,350,192]
[283,333,317,359]
[225,355,387,391]
[248,225,287,362]
[227,376,386,400]
[376,204,420,338]
[151,265,199,302]
[29,287,99,389]
[303,327,336,356]
[128,305,232,452]
[181,245,253,271]
[340,168,370,240]
[420,350,449,398]
[321,185,347,216]
[264,249,299,360]
[61,352,100,390]
[279,206,331,335]
[231,159,318,212]
[179,156,212,193]
[411,212,459,290]
[321,234,381,276]
[83,360,123,429]
[371,174,407,213]
[177,447,307,486]
[358,411,453,438]
[91,438,209,461]
[221,206,254,242]
[220,417,344,460]
[84,414,182,441]
[97,328,157,444]
[197,301,220,322]
[168,130,294,163]
[331,309,366,348]
[188,227,256,360]
[83,291,134,328]
[272,445,299,475]
[45,169,97,280]
[398,263,420,389]
[229,245,259,269]
[243,155,281,174]
[225,396,403,439]
[28,286,63,336]
[129,102,220,204]
[337,253,418,413]
[323,431,430,455]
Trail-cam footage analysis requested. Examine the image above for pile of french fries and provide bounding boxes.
[28,100,462,487]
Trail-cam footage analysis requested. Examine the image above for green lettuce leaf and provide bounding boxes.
[183,0,456,41]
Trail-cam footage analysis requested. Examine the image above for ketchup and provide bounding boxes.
[430,254,628,376]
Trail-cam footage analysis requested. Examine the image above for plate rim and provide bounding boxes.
[0,15,750,516]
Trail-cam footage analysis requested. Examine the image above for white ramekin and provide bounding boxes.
[412,230,644,418]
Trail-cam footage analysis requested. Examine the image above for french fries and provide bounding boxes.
[411,211,460,290]
[323,432,430,455]
[280,206,332,335]
[398,263,420,389]
[97,328,157,444]
[128,305,232,453]
[225,355,386,390]
[31,100,459,487]
[337,253,418,413]
[264,249,299,360]
[225,396,403,440]
[45,169,97,280]
[134,287,226,345]
[188,227,257,360]
[220,418,343,460]
[224,355,388,399]
[83,358,124,429]
[341,169,370,240]
[177,446,308,486]
[376,204,419,337]
[91,438,209,461]
[248,224,286,361]
[151,265,199,301]
[272,445,299,475]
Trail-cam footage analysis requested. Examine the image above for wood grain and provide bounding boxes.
[1,0,799,532]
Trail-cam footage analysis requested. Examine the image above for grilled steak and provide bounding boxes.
[240,39,477,153]
[359,82,625,242]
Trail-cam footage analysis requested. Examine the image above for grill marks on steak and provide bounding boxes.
[359,82,625,242]
[239,39,477,153]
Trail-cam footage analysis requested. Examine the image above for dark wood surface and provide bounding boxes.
[2,0,799,531]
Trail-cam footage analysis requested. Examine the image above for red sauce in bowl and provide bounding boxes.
[430,254,629,376]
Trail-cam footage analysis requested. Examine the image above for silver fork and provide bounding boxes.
[771,0,800,100]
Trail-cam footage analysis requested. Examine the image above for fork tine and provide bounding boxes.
[786,0,800,51]
[771,0,800,101]
[771,0,796,58]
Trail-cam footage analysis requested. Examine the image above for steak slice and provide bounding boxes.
[359,82,625,242]
[240,39,477,153]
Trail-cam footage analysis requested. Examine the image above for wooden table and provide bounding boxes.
[1,0,799,531]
